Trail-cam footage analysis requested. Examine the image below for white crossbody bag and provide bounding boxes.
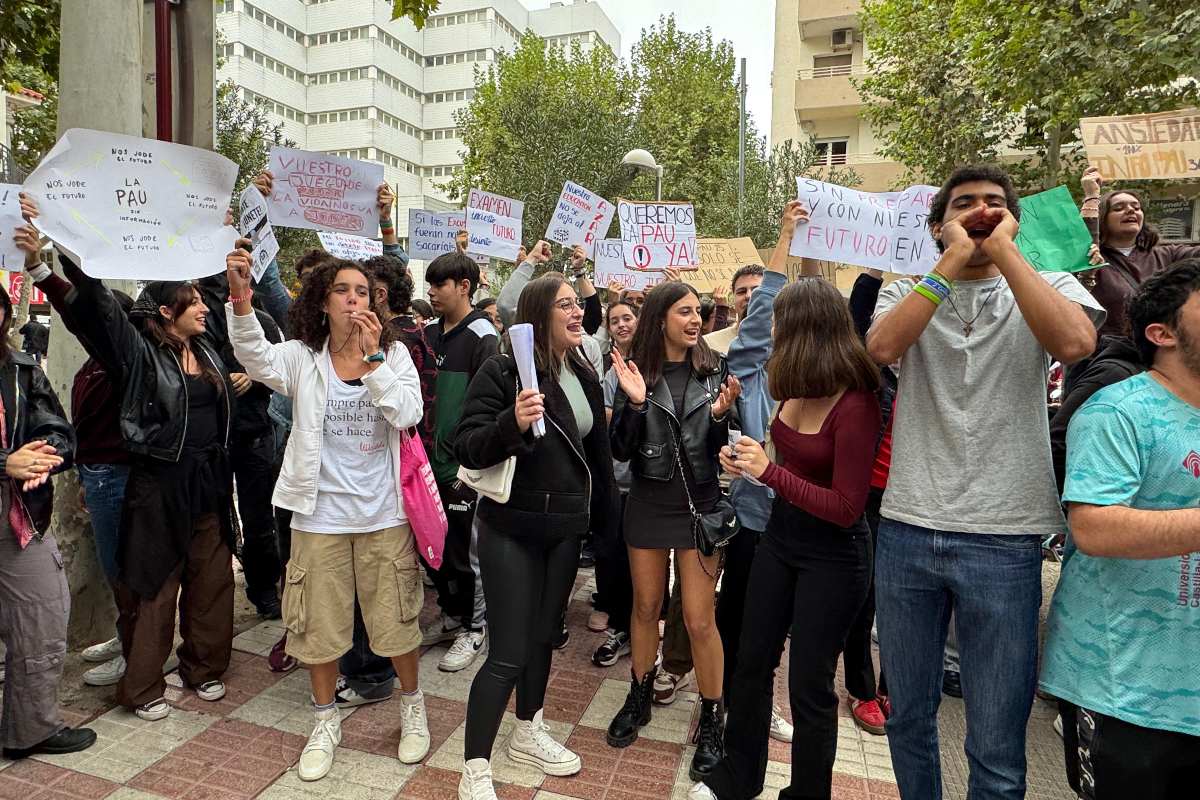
[457,456,516,504]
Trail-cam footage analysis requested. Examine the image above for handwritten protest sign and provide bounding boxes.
[318,231,383,262]
[408,209,467,260]
[788,179,938,276]
[594,239,661,291]
[1014,186,1094,273]
[238,183,279,282]
[0,184,25,271]
[617,199,698,270]
[267,146,383,236]
[545,181,614,259]
[466,189,523,261]
[1080,109,1200,181]
[23,128,238,279]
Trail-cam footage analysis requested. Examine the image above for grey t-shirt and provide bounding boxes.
[603,367,632,490]
[873,271,1105,535]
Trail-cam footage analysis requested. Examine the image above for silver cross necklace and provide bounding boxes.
[946,278,1003,337]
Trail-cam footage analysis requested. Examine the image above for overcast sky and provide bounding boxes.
[525,0,776,143]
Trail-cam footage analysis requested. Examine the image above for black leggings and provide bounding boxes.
[464,517,581,760]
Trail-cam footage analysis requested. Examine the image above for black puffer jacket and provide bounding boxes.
[0,351,75,533]
[454,353,617,543]
[610,358,735,486]
[60,255,234,460]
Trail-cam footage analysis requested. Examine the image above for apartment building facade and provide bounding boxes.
[216,0,620,235]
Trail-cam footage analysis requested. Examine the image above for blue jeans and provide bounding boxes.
[875,519,1041,800]
[77,463,131,588]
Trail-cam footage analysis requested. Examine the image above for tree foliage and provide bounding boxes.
[0,0,60,78]
[389,0,442,30]
[858,0,1200,192]
[3,61,57,175]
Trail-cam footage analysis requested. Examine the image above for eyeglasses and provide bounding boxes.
[554,298,585,312]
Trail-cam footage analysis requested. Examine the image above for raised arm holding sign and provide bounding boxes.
[266,146,384,236]
[238,183,279,282]
[22,128,238,279]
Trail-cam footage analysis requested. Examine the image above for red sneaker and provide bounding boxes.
[267,633,297,673]
[879,694,892,719]
[849,698,887,735]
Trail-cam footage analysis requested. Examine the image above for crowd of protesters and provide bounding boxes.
[0,161,1195,800]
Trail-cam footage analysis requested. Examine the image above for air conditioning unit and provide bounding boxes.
[831,28,854,51]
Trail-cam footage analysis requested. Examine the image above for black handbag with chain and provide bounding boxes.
[668,416,740,558]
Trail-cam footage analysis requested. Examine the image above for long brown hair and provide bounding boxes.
[143,283,225,393]
[1099,189,1159,250]
[768,279,879,399]
[626,281,718,388]
[511,273,591,384]
[290,259,399,354]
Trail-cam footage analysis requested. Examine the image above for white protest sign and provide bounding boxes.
[266,146,383,236]
[0,184,25,271]
[616,199,698,270]
[592,238,661,291]
[789,178,939,275]
[408,209,467,260]
[466,188,523,261]
[544,181,614,259]
[318,231,384,262]
[238,183,278,282]
[23,128,238,279]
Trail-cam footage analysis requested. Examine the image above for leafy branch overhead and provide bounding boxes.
[390,0,443,30]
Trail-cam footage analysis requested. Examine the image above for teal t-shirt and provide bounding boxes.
[1040,372,1200,736]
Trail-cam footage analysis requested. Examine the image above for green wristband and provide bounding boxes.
[913,283,943,306]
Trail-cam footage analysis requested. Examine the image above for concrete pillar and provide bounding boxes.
[50,0,143,647]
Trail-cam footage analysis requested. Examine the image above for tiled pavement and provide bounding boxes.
[0,569,1074,800]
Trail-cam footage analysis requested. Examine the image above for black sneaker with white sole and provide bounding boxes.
[592,629,631,667]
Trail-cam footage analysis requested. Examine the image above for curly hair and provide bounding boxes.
[363,254,413,314]
[288,258,399,354]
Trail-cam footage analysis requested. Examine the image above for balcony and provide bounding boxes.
[813,154,905,192]
[795,63,867,120]
[797,0,861,37]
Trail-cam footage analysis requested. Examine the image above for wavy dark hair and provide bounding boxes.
[143,283,225,393]
[1099,189,1159,251]
[626,281,718,388]
[509,273,592,385]
[364,254,413,314]
[289,258,399,353]
[768,279,879,399]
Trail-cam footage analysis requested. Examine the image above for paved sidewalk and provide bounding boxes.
[0,568,1074,799]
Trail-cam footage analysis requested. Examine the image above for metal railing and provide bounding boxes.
[0,143,27,184]
[796,63,869,80]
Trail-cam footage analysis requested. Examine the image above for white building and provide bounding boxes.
[216,0,620,243]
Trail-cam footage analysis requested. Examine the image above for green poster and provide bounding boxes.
[1015,185,1096,273]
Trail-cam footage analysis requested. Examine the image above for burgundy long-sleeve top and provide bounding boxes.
[759,389,881,528]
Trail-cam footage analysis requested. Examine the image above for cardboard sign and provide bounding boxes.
[23,128,238,279]
[238,183,279,282]
[1014,186,1094,273]
[0,184,26,271]
[266,146,384,235]
[544,181,614,259]
[317,231,384,262]
[408,209,466,261]
[1080,109,1200,181]
[617,199,698,269]
[593,238,661,291]
[466,188,523,261]
[789,178,939,276]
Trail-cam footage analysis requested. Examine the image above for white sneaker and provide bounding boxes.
[422,614,464,647]
[769,706,794,743]
[1054,713,1064,738]
[298,707,341,781]
[439,629,486,673]
[506,709,581,776]
[196,680,226,701]
[688,781,717,799]
[309,676,391,709]
[84,655,126,687]
[397,691,431,764]
[458,757,498,800]
[135,698,171,722]
[82,636,122,663]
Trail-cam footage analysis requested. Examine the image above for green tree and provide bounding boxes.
[0,0,60,78]
[3,61,57,174]
[389,0,442,29]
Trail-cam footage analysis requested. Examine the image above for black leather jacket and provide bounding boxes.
[61,256,233,461]
[0,352,75,533]
[610,358,736,486]
[454,353,618,542]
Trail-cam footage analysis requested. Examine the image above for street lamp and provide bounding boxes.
[622,148,663,201]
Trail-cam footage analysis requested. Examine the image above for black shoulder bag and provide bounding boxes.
[667,414,740,574]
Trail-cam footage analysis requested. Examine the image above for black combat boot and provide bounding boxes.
[689,697,725,781]
[606,668,655,747]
